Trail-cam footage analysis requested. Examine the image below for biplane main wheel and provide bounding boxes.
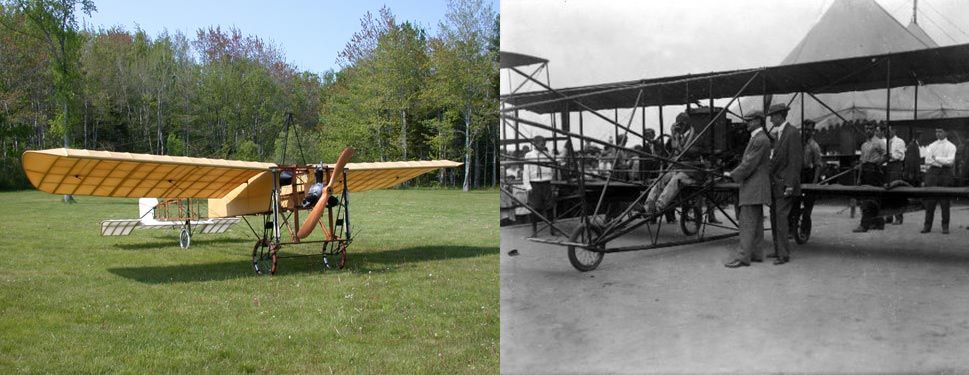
[567,224,604,272]
[322,242,348,270]
[252,240,279,275]
[794,217,811,245]
[179,228,191,249]
[679,202,703,236]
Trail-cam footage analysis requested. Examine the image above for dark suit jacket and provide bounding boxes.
[770,123,803,196]
[731,130,772,206]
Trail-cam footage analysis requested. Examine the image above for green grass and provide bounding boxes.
[0,189,497,374]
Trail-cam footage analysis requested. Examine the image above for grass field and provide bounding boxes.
[0,189,497,374]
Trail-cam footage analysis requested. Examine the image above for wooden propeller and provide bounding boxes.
[296,147,354,239]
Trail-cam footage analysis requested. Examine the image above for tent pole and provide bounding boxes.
[579,110,584,139]
[914,80,919,121]
[642,104,647,148]
[659,104,664,138]
[912,78,919,143]
[614,109,620,143]
[515,109,521,153]
[885,58,891,160]
[800,92,805,125]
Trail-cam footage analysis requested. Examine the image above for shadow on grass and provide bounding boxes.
[112,237,251,250]
[107,245,497,284]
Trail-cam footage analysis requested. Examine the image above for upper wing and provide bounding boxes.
[334,160,464,192]
[22,148,275,198]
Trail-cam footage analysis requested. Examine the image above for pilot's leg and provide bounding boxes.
[656,171,691,211]
[644,172,672,213]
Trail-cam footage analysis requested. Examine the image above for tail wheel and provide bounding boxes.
[179,228,191,249]
[679,201,703,236]
[322,242,348,270]
[252,240,279,275]
[567,224,604,272]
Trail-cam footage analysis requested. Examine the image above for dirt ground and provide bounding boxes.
[501,204,969,374]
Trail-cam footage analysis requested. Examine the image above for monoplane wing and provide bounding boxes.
[22,148,275,198]
[208,159,463,218]
[334,160,465,192]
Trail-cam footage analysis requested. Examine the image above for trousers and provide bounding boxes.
[923,166,953,230]
[771,196,793,258]
[735,204,765,263]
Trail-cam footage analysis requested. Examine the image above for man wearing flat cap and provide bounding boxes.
[723,110,771,268]
[766,103,801,265]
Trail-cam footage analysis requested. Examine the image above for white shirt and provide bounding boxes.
[522,148,553,190]
[925,138,956,167]
[887,136,906,162]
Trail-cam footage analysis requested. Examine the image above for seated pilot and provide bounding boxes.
[643,112,705,215]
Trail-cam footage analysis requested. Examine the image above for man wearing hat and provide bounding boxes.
[766,103,801,265]
[791,119,823,235]
[523,135,555,236]
[922,127,957,234]
[853,123,886,232]
[723,110,771,268]
[643,112,701,217]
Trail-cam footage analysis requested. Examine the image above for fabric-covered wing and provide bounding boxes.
[333,160,464,192]
[22,148,275,198]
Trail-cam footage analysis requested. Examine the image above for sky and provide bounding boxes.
[82,0,499,75]
[500,0,969,140]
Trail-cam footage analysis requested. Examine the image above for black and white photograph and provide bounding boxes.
[500,0,969,373]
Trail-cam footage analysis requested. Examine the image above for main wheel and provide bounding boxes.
[794,217,811,244]
[679,201,703,236]
[567,224,604,272]
[322,242,347,270]
[179,228,191,249]
[252,240,279,275]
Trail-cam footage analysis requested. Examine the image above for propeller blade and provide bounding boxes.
[297,147,354,239]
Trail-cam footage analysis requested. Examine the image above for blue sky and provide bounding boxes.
[82,0,498,75]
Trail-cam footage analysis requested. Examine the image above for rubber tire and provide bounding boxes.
[179,228,191,249]
[567,224,604,272]
[679,202,703,236]
[794,218,811,244]
[252,240,279,275]
[323,242,347,270]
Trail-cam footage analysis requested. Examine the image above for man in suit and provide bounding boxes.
[766,103,802,265]
[724,111,772,268]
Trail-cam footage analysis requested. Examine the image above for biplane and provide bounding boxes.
[499,42,969,272]
[21,147,460,274]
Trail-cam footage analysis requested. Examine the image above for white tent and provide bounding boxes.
[735,0,969,127]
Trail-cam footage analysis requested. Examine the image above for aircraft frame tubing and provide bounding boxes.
[500,65,752,256]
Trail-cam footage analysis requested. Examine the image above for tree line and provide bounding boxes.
[0,0,499,191]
